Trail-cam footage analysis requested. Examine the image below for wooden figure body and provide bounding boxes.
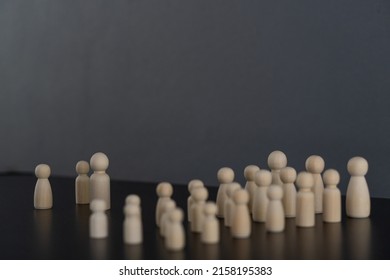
[224,182,241,227]
[296,172,315,227]
[75,160,90,204]
[244,165,260,213]
[266,185,285,233]
[123,204,142,244]
[346,157,370,218]
[216,167,234,218]
[191,187,208,232]
[160,200,176,237]
[268,150,287,185]
[187,179,204,222]
[89,199,108,238]
[252,170,272,222]
[305,155,325,214]
[323,169,341,223]
[202,202,219,244]
[280,167,297,218]
[231,189,251,238]
[155,182,173,227]
[34,164,53,210]
[165,208,185,251]
[90,152,110,210]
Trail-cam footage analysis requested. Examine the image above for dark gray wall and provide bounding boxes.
[1,1,390,197]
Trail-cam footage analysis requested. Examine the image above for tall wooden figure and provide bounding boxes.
[216,167,235,218]
[296,172,315,227]
[305,155,325,214]
[346,157,370,218]
[34,164,53,209]
[323,169,341,223]
[244,165,260,214]
[90,152,110,210]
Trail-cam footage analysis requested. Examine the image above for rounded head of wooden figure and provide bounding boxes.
[76,160,90,175]
[305,155,325,174]
[226,182,242,198]
[244,165,260,181]
[323,169,340,186]
[90,199,106,212]
[35,164,51,179]
[296,172,314,189]
[170,208,184,222]
[188,179,204,192]
[156,182,173,197]
[280,167,297,184]
[164,200,176,211]
[347,157,368,176]
[124,204,140,216]
[254,170,272,187]
[90,152,109,172]
[217,167,235,184]
[204,202,217,215]
[192,187,208,202]
[233,189,249,205]
[267,150,287,170]
[125,194,141,206]
[267,185,283,200]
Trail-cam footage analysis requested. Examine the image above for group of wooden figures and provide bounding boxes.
[32,150,371,252]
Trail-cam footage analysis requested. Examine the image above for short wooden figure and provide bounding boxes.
[244,165,260,214]
[346,157,370,218]
[231,189,251,238]
[155,182,173,227]
[266,185,285,233]
[75,160,90,204]
[280,167,297,218]
[90,199,108,238]
[165,208,185,251]
[90,152,110,210]
[34,164,53,209]
[190,187,209,232]
[187,179,204,222]
[224,182,241,227]
[296,172,315,227]
[323,169,341,223]
[305,155,325,213]
[252,170,272,222]
[216,167,235,218]
[123,204,142,244]
[202,202,219,244]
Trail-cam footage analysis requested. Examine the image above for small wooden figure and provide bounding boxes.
[160,200,176,237]
[323,169,341,223]
[90,199,108,238]
[190,187,209,233]
[244,165,260,214]
[266,185,285,233]
[346,157,370,218]
[252,170,272,222]
[34,164,53,209]
[155,182,173,227]
[75,160,90,204]
[216,167,235,218]
[267,150,287,185]
[305,155,325,214]
[202,202,219,244]
[296,172,315,227]
[123,204,142,244]
[280,167,297,218]
[125,194,141,207]
[187,179,204,222]
[224,182,241,227]
[89,152,110,210]
[231,189,251,238]
[165,208,185,251]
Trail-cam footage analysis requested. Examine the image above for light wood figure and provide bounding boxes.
[34,164,53,209]
[296,172,315,227]
[224,182,241,227]
[280,167,297,218]
[89,199,108,238]
[216,167,234,218]
[244,165,260,214]
[323,169,341,223]
[160,200,176,237]
[125,194,141,207]
[346,157,370,218]
[267,150,287,185]
[305,155,325,213]
[187,179,204,222]
[75,160,90,204]
[190,187,209,232]
[165,208,185,251]
[252,170,272,222]
[90,152,110,210]
[202,202,219,244]
[155,182,173,227]
[266,185,285,233]
[123,204,142,244]
[231,189,251,238]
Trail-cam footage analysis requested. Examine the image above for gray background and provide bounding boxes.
[1,1,389,197]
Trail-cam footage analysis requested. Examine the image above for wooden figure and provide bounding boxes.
[305,155,325,213]
[244,165,260,214]
[224,182,241,227]
[296,172,315,227]
[155,182,173,227]
[89,199,108,238]
[266,185,285,233]
[323,169,341,223]
[34,164,53,210]
[216,167,234,218]
[123,204,142,244]
[191,187,209,233]
[202,202,219,244]
[280,167,297,218]
[165,208,185,251]
[252,170,272,222]
[231,189,251,238]
[75,160,90,204]
[187,179,204,222]
[267,150,287,185]
[90,152,110,210]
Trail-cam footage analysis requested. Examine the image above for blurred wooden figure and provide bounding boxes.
[296,172,315,227]
[202,202,219,244]
[34,164,53,210]
[252,170,272,222]
[216,167,235,218]
[231,189,251,238]
[305,155,325,213]
[75,160,90,204]
[244,165,260,214]
[280,167,297,218]
[266,185,285,233]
